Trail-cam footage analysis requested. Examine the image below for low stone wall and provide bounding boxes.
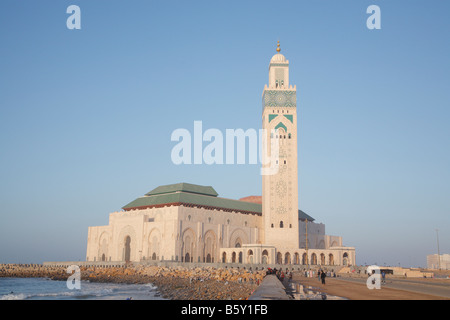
[43,260,342,272]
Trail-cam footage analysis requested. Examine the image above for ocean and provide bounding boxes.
[0,277,166,300]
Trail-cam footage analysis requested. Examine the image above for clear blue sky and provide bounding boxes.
[0,0,449,267]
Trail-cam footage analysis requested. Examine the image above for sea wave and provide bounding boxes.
[1,293,28,300]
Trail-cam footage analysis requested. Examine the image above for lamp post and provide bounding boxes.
[305,219,309,269]
[436,229,441,270]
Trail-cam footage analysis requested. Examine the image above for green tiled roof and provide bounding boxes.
[123,184,260,214]
[123,182,315,221]
[299,210,315,222]
[145,183,218,197]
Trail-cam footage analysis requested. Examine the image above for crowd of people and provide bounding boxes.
[266,267,337,285]
[265,267,293,283]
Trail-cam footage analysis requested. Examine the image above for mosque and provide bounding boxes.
[85,43,356,267]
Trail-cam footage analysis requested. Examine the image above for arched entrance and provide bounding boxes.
[311,253,317,265]
[343,252,349,266]
[222,252,227,263]
[285,252,291,265]
[185,252,191,263]
[262,250,269,264]
[320,253,325,265]
[302,253,308,265]
[277,252,283,264]
[294,253,300,265]
[124,236,131,262]
[247,250,254,264]
[329,254,334,265]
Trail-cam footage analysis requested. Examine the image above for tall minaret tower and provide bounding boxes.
[261,42,299,250]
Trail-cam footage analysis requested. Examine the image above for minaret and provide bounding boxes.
[261,41,299,250]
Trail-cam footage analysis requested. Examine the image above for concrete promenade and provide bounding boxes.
[248,275,291,300]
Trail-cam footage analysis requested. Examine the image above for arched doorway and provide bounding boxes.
[311,253,317,265]
[320,253,325,265]
[277,252,282,264]
[294,253,300,265]
[222,252,227,263]
[101,253,106,262]
[285,252,291,265]
[329,254,334,266]
[302,253,308,265]
[185,252,191,263]
[247,250,254,264]
[232,252,236,263]
[124,236,131,262]
[343,252,349,266]
[203,230,216,263]
[262,250,269,264]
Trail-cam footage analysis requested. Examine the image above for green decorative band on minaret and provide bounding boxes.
[263,90,297,108]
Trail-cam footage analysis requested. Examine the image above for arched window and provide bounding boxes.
[280,221,284,228]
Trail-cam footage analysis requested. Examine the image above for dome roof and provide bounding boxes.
[270,53,287,63]
[270,41,288,63]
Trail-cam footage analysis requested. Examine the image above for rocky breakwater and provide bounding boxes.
[0,264,67,280]
[0,264,266,300]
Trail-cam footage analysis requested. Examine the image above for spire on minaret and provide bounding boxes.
[276,40,281,53]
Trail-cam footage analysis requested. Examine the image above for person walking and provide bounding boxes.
[321,270,326,285]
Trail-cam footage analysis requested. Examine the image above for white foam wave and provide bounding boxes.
[1,293,27,300]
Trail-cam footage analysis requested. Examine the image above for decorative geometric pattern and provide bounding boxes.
[268,114,278,122]
[283,115,293,123]
[263,90,296,108]
[276,181,287,196]
[275,122,287,132]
